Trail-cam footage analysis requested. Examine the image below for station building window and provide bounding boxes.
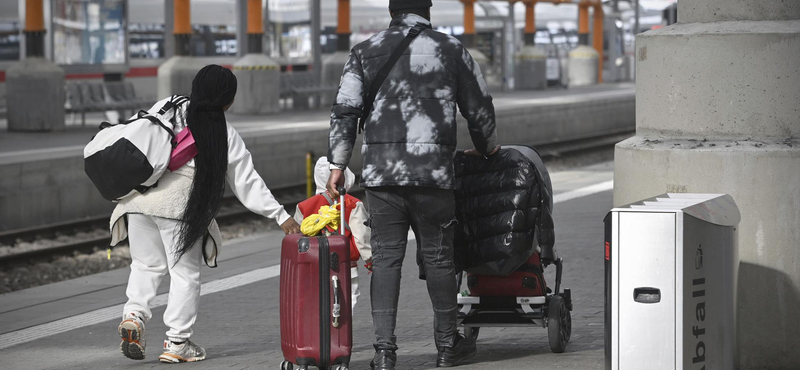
[52,0,126,66]
[0,22,20,61]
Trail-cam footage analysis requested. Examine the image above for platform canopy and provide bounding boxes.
[6,0,677,32]
[125,0,584,31]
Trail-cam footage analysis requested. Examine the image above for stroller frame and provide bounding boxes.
[456,256,573,353]
[454,144,573,353]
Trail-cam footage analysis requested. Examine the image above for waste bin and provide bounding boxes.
[604,193,740,370]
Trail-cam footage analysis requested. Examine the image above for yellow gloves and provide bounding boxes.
[300,205,341,236]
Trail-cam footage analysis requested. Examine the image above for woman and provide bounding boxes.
[109,65,301,363]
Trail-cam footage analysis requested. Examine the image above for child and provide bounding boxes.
[294,157,372,308]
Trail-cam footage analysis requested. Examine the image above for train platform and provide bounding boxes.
[0,160,614,370]
[0,83,633,155]
[0,82,632,235]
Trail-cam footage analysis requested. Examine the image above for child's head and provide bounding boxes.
[315,157,355,194]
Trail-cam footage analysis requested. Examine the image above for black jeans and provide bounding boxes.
[366,186,459,351]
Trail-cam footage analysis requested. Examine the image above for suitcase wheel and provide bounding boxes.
[280,360,293,370]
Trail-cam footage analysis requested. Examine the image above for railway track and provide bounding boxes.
[0,185,312,266]
[0,131,631,267]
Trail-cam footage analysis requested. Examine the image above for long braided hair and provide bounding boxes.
[174,65,237,262]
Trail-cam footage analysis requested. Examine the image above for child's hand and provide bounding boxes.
[364,259,373,272]
[281,218,301,235]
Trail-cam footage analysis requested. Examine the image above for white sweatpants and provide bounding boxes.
[123,214,202,342]
[351,266,360,309]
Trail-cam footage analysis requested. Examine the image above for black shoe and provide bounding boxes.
[370,349,397,370]
[436,334,476,367]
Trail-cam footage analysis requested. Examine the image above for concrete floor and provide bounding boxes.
[0,161,614,369]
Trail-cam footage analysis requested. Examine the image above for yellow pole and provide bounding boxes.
[246,0,263,53]
[24,0,45,32]
[24,0,46,57]
[461,0,476,48]
[174,0,191,55]
[174,0,191,35]
[306,152,314,198]
[592,3,604,83]
[247,0,262,34]
[337,0,350,35]
[523,0,537,45]
[525,1,536,34]
[578,3,589,45]
[336,0,351,51]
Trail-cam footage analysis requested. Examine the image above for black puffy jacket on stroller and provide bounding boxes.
[453,146,571,354]
[453,145,556,276]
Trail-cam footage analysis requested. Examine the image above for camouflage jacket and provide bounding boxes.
[328,13,497,190]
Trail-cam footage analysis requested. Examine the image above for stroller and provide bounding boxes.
[453,145,573,353]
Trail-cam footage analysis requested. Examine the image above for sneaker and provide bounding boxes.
[158,340,207,363]
[118,313,146,360]
[369,349,397,370]
[436,334,476,367]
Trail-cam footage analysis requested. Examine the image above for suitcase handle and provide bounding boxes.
[337,187,347,236]
[331,275,341,327]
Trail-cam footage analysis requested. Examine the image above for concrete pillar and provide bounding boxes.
[6,0,65,132]
[320,0,351,108]
[164,0,175,59]
[568,3,598,87]
[515,1,547,90]
[502,2,516,91]
[613,1,800,368]
[235,0,249,56]
[310,0,322,87]
[461,0,491,83]
[230,0,280,114]
[158,0,203,98]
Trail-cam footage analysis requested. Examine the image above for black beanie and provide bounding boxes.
[389,0,433,11]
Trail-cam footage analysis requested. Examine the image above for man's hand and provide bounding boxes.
[281,218,301,235]
[326,169,345,198]
[463,145,501,157]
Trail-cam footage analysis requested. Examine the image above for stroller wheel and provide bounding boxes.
[547,295,571,353]
[464,327,480,342]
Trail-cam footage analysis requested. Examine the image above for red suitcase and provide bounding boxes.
[280,191,352,370]
[467,253,548,297]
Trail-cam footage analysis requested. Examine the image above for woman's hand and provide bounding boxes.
[281,218,301,235]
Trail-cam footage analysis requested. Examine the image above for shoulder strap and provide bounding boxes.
[358,22,428,134]
[95,97,184,146]
[322,192,335,205]
[158,95,189,115]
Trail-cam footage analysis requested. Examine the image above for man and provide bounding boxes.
[326,1,498,369]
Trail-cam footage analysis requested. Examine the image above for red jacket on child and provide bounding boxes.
[297,193,364,265]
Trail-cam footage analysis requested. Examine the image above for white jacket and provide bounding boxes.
[110,107,290,267]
